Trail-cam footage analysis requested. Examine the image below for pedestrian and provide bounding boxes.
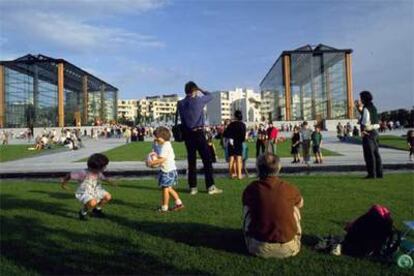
[407,130,414,161]
[311,126,323,164]
[357,91,383,179]
[177,81,223,195]
[291,126,301,163]
[224,110,246,179]
[256,123,267,157]
[266,122,278,154]
[300,121,312,166]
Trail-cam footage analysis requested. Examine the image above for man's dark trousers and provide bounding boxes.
[184,130,215,189]
[256,139,266,157]
[362,130,383,178]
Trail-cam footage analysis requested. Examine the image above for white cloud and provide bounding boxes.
[0,0,167,55]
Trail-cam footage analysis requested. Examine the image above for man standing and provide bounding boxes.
[177,81,223,195]
[256,123,267,157]
[266,122,278,154]
[242,153,303,258]
[357,91,383,179]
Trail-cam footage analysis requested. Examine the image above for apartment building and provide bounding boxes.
[118,94,181,124]
[206,88,261,125]
[117,99,138,121]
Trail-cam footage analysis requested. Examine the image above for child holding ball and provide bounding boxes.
[61,153,114,220]
[147,126,184,213]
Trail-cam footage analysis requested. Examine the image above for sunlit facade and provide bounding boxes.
[0,54,118,128]
[260,44,354,121]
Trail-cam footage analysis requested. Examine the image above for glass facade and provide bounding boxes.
[0,54,118,128]
[260,57,285,121]
[260,44,352,121]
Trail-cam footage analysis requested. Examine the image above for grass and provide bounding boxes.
[0,144,64,162]
[352,135,409,151]
[1,173,413,275]
[96,140,339,162]
[377,135,409,151]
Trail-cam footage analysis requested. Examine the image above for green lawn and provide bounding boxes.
[378,135,409,151]
[0,144,64,162]
[1,174,413,275]
[97,140,339,162]
[352,135,409,151]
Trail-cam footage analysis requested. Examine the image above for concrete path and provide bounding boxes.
[1,131,413,177]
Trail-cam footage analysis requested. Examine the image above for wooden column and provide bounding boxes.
[325,66,332,119]
[283,55,292,121]
[345,53,354,119]
[82,75,88,125]
[0,65,4,128]
[299,85,304,120]
[100,84,105,122]
[57,63,65,127]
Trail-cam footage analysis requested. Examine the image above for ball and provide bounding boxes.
[146,152,158,168]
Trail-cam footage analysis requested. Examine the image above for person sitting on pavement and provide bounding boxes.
[242,153,304,258]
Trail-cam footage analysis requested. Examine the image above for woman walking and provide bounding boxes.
[224,110,246,179]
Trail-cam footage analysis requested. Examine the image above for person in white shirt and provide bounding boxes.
[300,121,312,165]
[147,126,184,213]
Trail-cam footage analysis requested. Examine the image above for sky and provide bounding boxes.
[0,0,413,112]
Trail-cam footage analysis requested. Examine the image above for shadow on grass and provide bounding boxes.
[29,190,74,200]
[108,214,248,256]
[0,213,209,275]
[111,198,155,210]
[0,193,75,219]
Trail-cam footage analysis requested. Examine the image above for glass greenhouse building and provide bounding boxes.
[0,54,118,128]
[260,44,354,121]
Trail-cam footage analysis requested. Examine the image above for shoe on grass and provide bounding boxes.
[190,188,198,195]
[170,204,184,211]
[156,206,169,213]
[92,208,105,218]
[208,186,223,195]
[78,210,88,221]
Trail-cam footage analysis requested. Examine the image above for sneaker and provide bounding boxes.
[156,206,169,213]
[170,204,184,211]
[208,186,223,195]
[78,210,88,221]
[92,208,105,218]
[190,188,198,195]
[330,243,342,256]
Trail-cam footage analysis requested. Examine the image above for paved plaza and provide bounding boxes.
[1,130,412,177]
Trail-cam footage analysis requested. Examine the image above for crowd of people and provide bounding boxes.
[59,85,407,261]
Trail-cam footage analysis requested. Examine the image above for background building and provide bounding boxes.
[206,88,261,125]
[117,94,180,124]
[117,99,138,121]
[260,44,353,122]
[0,54,118,128]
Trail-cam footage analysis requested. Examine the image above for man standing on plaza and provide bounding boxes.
[266,122,279,154]
[177,81,223,195]
[357,91,383,179]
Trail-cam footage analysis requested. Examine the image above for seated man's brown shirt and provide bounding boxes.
[242,176,302,243]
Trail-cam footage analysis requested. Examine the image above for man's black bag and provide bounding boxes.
[172,107,184,142]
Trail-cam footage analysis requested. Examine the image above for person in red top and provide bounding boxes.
[266,122,279,154]
[242,153,303,258]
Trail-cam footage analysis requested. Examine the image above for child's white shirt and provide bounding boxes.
[159,141,177,172]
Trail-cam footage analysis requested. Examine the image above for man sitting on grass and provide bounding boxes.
[242,153,303,258]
